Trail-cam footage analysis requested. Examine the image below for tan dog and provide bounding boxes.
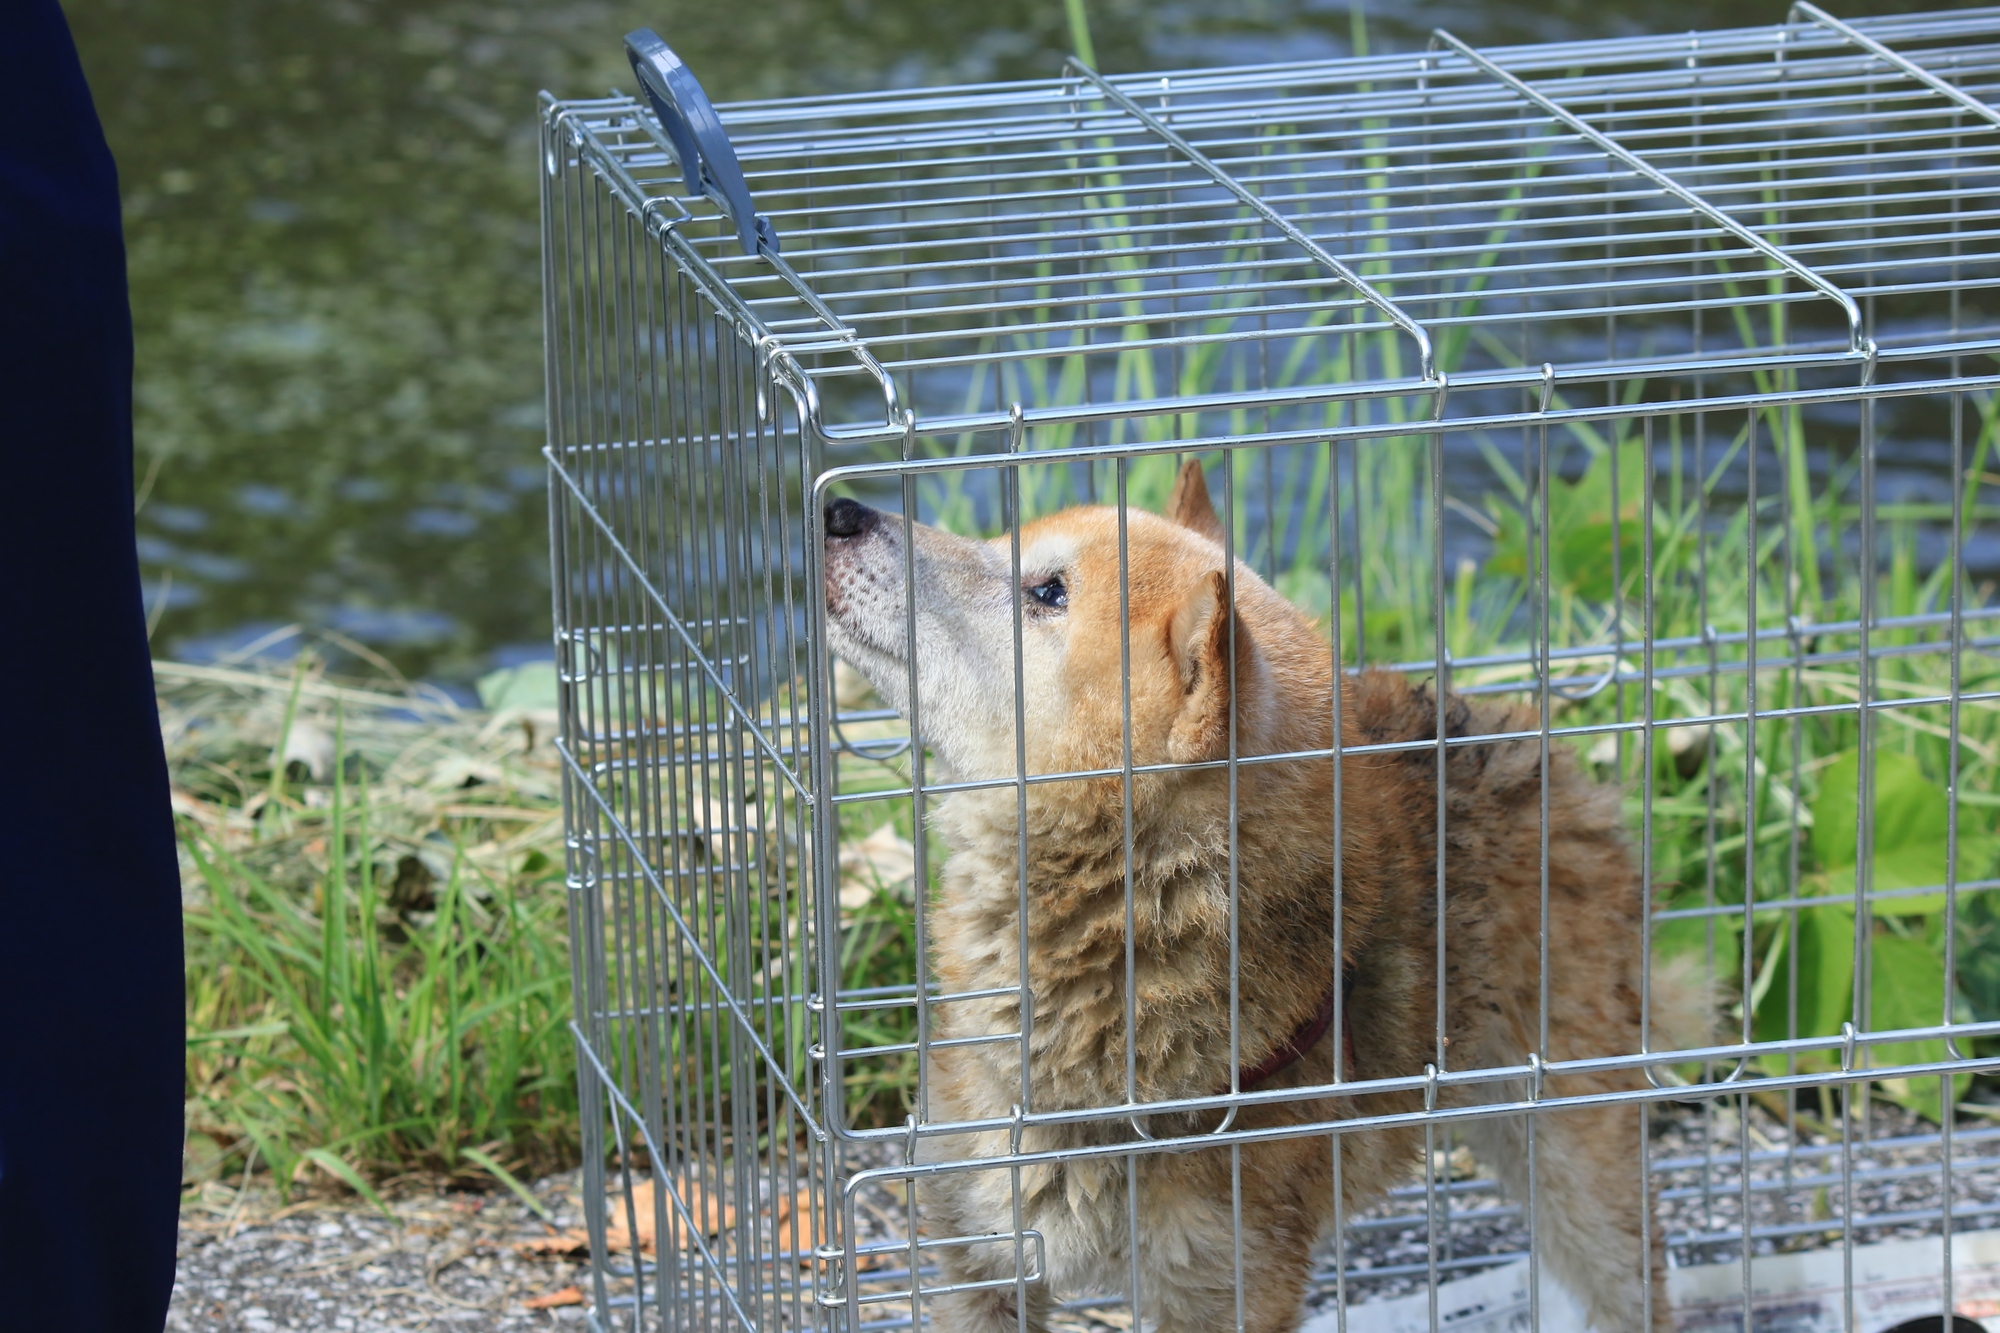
[822,464,1675,1333]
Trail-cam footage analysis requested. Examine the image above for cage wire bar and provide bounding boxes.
[542,6,2000,1331]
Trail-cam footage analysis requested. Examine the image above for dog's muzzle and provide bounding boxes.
[822,498,892,625]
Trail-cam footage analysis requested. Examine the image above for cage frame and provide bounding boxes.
[541,6,2000,1330]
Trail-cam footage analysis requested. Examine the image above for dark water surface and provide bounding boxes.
[64,0,1973,689]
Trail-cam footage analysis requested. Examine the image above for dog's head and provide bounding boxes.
[822,464,1326,784]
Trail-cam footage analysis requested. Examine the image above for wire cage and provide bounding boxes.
[541,6,2000,1331]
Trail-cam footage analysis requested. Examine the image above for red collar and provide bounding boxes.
[1239,970,1356,1091]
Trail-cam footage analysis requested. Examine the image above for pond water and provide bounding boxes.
[65,0,1977,691]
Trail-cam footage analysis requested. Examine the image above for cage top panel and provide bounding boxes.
[550,6,2000,438]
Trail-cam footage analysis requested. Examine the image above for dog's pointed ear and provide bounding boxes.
[1165,460,1226,545]
[1166,569,1255,763]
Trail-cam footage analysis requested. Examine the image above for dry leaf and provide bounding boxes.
[504,1183,837,1274]
[514,1230,590,1257]
[682,1177,737,1240]
[773,1187,810,1226]
[601,1177,659,1254]
[611,1177,737,1253]
[838,823,916,911]
[772,1187,818,1263]
[516,1178,738,1259]
[524,1286,585,1310]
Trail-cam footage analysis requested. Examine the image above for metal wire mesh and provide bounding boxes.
[541,7,2000,1330]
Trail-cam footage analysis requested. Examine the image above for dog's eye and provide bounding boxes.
[1027,576,1068,610]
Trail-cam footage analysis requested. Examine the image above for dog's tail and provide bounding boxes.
[1646,948,1720,1055]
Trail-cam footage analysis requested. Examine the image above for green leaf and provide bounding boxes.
[1870,930,1947,1052]
[1752,904,1855,1051]
[1867,929,1969,1122]
[1811,749,1995,909]
[1958,892,2000,1023]
[1814,749,1932,869]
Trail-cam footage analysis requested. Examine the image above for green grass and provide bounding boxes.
[170,657,576,1200]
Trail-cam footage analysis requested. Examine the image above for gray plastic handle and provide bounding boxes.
[624,29,779,257]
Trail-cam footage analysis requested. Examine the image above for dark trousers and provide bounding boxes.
[0,2,184,1329]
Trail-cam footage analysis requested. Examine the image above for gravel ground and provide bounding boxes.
[170,1174,595,1331]
[171,1101,2000,1331]
[1288,1097,2000,1315]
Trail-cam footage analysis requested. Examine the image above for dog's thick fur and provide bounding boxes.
[823,466,1677,1333]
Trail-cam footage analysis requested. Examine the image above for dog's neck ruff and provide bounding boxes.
[1238,969,1356,1091]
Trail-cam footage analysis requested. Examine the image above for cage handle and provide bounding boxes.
[623,29,779,257]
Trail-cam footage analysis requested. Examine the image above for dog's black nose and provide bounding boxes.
[825,497,875,539]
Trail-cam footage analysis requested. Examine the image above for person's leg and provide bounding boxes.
[0,2,184,1329]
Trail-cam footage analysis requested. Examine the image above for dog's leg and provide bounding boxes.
[1140,1225,1316,1333]
[919,1208,1055,1333]
[1135,1137,1338,1333]
[926,1280,1053,1333]
[916,1164,1056,1333]
[1458,1097,1666,1333]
